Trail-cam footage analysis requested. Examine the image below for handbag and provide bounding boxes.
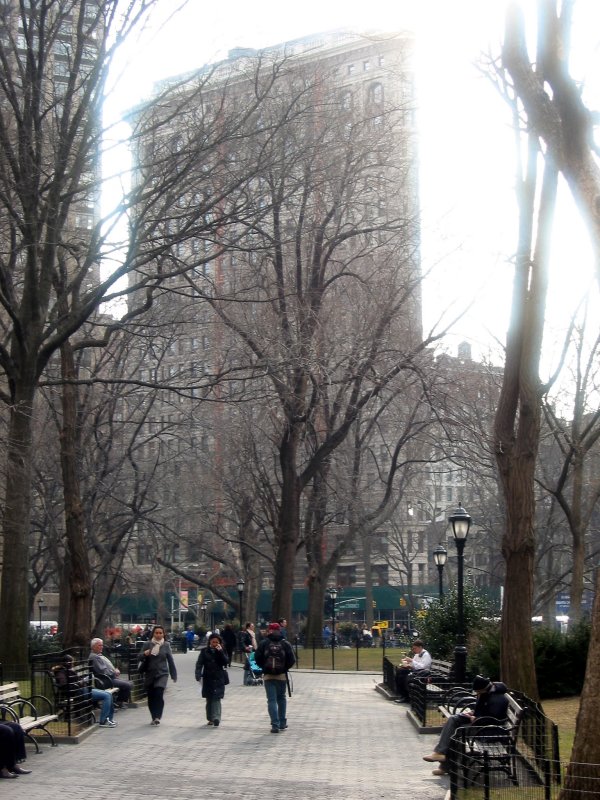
[138,657,148,674]
[222,668,230,685]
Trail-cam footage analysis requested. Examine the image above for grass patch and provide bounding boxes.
[294,645,385,671]
[541,696,580,759]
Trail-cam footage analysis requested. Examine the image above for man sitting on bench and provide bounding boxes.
[423,674,509,776]
[395,639,432,702]
[89,638,134,708]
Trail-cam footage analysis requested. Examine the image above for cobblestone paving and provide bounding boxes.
[9,654,448,799]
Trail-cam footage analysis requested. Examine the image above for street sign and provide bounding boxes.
[338,601,361,609]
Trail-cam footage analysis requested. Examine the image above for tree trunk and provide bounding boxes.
[305,571,326,645]
[59,342,92,647]
[272,435,301,621]
[558,569,600,799]
[0,386,36,666]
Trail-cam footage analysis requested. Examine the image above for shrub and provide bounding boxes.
[465,619,590,698]
[418,585,494,661]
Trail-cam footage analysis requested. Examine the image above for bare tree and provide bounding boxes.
[0,1,299,665]
[498,8,600,781]
[169,42,437,623]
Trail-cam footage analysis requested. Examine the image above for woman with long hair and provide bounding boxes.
[138,625,177,726]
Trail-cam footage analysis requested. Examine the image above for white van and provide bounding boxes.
[30,620,58,634]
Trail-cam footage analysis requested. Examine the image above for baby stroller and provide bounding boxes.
[244,651,264,686]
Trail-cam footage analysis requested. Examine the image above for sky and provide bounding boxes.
[103,0,600,369]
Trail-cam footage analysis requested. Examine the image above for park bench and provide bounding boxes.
[406,659,454,706]
[47,663,117,725]
[446,693,526,788]
[0,681,58,752]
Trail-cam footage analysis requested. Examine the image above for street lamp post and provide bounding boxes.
[237,579,245,653]
[449,503,472,683]
[432,543,448,599]
[328,586,338,670]
[38,597,44,630]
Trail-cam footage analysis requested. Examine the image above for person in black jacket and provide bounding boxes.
[423,675,509,773]
[195,633,229,727]
[254,622,296,733]
[221,624,237,666]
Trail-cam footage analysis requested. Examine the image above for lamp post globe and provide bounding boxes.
[432,543,448,599]
[448,503,472,683]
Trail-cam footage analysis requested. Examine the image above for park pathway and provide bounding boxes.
[9,653,448,800]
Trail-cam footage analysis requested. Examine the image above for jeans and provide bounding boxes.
[435,714,472,754]
[264,679,287,728]
[91,688,114,724]
[206,697,222,723]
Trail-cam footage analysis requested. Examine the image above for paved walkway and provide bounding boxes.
[11,654,448,799]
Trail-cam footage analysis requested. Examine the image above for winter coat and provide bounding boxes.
[138,642,177,690]
[195,645,228,699]
[474,681,510,721]
[254,633,296,673]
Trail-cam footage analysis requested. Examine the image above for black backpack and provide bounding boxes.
[262,639,287,675]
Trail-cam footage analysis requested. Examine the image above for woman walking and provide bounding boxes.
[138,625,177,726]
[195,633,228,727]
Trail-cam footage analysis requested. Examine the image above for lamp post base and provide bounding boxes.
[454,644,467,683]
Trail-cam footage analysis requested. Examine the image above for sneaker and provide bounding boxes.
[270,725,280,734]
[99,720,117,728]
[213,719,220,727]
[432,768,448,777]
[279,723,288,730]
[206,721,214,726]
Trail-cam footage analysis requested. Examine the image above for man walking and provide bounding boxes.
[255,622,295,733]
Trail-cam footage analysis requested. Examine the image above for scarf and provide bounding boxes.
[150,637,163,656]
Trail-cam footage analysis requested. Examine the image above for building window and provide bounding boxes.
[137,544,153,565]
[369,82,384,105]
[341,90,353,110]
[373,564,388,585]
[347,63,355,75]
[336,565,356,587]
[363,60,370,71]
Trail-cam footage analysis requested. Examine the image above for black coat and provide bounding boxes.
[221,627,237,653]
[474,682,510,721]
[195,646,228,699]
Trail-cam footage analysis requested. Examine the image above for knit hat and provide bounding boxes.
[267,622,281,632]
[472,675,492,692]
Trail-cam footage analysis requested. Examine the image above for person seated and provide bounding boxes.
[53,654,117,727]
[0,721,31,778]
[395,639,432,701]
[88,637,134,707]
[423,675,509,775]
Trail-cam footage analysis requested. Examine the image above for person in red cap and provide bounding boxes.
[254,622,296,732]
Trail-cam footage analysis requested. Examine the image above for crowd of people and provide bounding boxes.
[3,619,512,783]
